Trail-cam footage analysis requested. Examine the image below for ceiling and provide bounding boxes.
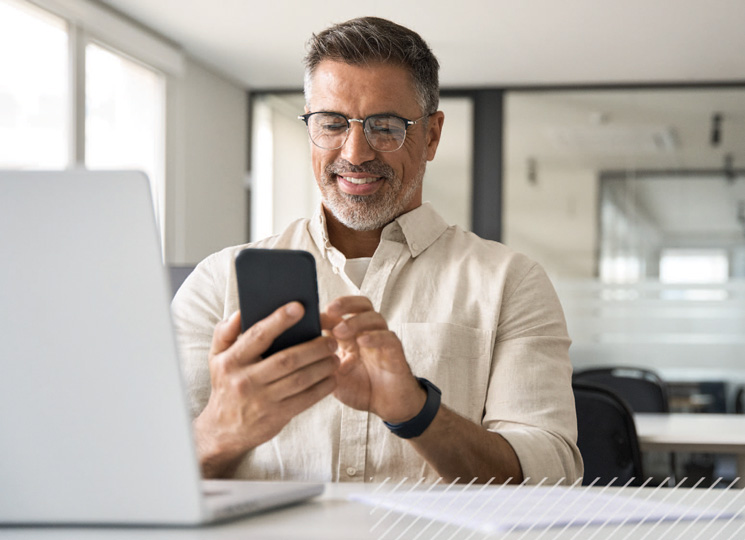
[97,0,745,89]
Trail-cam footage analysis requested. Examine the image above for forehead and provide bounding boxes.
[308,60,420,116]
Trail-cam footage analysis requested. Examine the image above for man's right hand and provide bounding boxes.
[193,302,339,478]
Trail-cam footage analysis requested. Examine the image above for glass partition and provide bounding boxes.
[504,87,745,409]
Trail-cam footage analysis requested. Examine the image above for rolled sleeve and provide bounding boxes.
[484,263,584,483]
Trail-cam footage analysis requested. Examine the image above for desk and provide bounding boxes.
[635,413,745,487]
[1,483,743,540]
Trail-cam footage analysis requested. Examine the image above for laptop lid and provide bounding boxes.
[0,170,322,525]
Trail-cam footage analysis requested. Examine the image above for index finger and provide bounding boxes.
[225,301,305,367]
[324,295,374,320]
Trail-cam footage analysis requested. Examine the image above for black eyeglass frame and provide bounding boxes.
[298,111,430,152]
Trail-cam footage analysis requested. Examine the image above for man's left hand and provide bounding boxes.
[322,296,426,423]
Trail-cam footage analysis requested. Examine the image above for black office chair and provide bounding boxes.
[573,381,644,486]
[167,265,195,298]
[734,385,744,414]
[572,367,669,413]
[573,366,674,484]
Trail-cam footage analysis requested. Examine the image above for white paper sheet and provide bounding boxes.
[349,484,737,534]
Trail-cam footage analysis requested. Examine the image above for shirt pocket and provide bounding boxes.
[395,322,494,425]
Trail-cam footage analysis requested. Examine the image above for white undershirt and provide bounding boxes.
[344,257,372,288]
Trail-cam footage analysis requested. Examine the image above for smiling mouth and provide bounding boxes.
[338,175,382,185]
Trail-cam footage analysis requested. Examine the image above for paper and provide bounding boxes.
[349,483,737,534]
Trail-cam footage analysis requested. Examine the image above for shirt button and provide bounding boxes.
[346,467,357,477]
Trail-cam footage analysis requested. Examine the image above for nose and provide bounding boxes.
[340,120,376,165]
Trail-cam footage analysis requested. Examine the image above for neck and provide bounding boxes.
[323,208,383,258]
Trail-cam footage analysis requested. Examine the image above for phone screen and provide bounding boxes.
[234,248,321,357]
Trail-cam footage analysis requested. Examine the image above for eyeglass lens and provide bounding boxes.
[306,113,408,152]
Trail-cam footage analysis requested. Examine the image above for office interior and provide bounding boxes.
[3,0,745,486]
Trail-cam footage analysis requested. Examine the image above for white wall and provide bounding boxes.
[423,97,473,231]
[503,166,597,279]
[165,58,247,264]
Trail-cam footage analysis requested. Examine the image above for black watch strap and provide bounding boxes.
[383,377,442,439]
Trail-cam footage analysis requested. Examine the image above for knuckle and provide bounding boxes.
[274,350,296,372]
[247,321,272,345]
[229,373,251,395]
[291,369,310,389]
[210,353,232,378]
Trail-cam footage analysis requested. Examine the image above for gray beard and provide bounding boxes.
[320,157,426,231]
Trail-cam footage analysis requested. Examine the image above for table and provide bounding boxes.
[0,482,743,540]
[635,413,745,488]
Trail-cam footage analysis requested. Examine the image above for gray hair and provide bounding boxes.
[303,17,440,115]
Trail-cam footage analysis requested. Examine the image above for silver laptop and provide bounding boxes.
[0,170,323,525]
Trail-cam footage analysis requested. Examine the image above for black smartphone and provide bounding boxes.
[234,248,322,357]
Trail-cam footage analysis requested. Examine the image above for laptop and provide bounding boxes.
[0,170,324,525]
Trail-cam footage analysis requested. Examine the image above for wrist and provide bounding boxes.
[383,378,442,439]
[385,382,428,424]
[193,416,245,478]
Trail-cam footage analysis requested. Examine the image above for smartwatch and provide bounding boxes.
[383,377,442,439]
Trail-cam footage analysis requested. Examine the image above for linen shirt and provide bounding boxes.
[171,203,583,483]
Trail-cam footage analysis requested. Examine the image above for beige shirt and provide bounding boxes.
[171,203,583,484]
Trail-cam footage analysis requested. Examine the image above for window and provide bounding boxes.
[659,249,729,284]
[0,0,169,246]
[86,43,165,235]
[0,0,68,169]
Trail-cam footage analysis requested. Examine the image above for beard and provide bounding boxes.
[319,156,427,231]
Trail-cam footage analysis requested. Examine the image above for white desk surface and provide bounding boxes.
[1,482,743,540]
[635,413,745,453]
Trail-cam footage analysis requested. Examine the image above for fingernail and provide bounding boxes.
[333,321,350,338]
[285,302,303,317]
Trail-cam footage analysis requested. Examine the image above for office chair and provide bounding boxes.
[167,265,195,298]
[573,381,645,486]
[572,367,669,413]
[573,366,675,484]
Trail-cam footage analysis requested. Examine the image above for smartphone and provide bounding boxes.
[234,248,322,357]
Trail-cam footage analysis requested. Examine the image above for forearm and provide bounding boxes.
[408,404,524,484]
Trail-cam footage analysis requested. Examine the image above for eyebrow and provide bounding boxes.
[312,110,409,119]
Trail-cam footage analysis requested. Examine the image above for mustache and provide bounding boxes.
[325,159,395,179]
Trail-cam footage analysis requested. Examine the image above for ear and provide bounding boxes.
[424,111,445,162]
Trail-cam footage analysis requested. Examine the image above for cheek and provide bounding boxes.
[398,145,426,180]
[310,148,329,177]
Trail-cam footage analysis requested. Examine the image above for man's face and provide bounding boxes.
[306,60,444,232]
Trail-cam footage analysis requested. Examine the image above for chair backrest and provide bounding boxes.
[573,381,645,486]
[573,367,669,413]
[168,265,195,298]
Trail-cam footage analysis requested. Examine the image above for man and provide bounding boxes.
[172,16,583,484]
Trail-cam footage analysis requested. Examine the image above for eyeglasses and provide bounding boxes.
[298,111,429,153]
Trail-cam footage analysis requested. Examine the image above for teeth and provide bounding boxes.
[341,176,379,185]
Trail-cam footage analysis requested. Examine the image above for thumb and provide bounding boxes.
[209,311,242,357]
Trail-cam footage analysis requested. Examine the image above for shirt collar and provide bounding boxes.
[384,202,450,257]
[309,202,450,261]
